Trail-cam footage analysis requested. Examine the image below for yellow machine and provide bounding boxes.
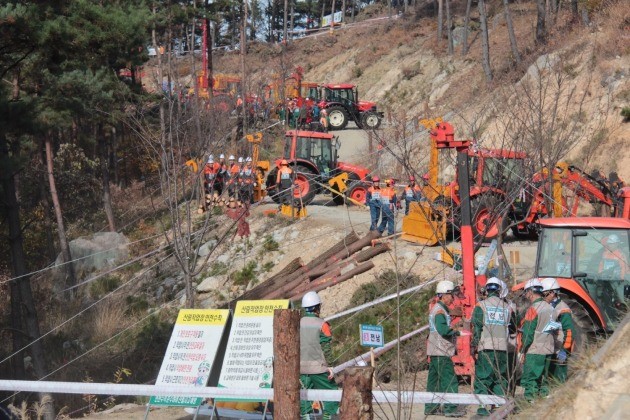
[280,204,307,219]
[401,117,451,246]
[246,132,270,203]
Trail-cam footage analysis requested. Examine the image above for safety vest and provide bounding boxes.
[404,184,421,199]
[203,162,219,180]
[379,187,396,206]
[552,300,573,352]
[277,166,293,186]
[477,295,510,352]
[524,299,555,355]
[367,186,381,203]
[300,316,328,374]
[427,302,456,357]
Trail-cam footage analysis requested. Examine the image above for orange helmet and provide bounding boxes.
[280,159,288,166]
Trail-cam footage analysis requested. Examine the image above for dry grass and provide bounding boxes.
[90,296,135,344]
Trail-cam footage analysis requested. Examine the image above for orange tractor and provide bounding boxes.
[265,130,371,206]
[402,122,624,246]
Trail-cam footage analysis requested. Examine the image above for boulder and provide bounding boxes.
[198,239,218,257]
[54,232,130,279]
[197,276,224,292]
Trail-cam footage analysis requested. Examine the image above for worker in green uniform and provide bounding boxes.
[518,278,555,401]
[299,291,338,420]
[541,277,574,383]
[425,280,465,417]
[472,277,516,416]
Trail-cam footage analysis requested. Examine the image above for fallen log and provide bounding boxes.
[263,232,361,300]
[321,231,381,267]
[354,243,389,263]
[225,257,303,306]
[291,267,344,297]
[291,261,375,301]
[302,231,360,272]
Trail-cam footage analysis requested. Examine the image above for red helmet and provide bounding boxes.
[280,159,288,166]
[409,175,415,181]
[372,176,380,182]
[422,173,429,181]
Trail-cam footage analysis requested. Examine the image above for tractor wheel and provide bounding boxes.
[266,169,281,204]
[561,294,600,356]
[346,181,369,206]
[327,106,349,130]
[361,112,381,130]
[470,195,509,243]
[293,164,317,206]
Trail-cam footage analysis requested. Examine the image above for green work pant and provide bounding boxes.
[520,353,551,401]
[425,355,458,415]
[300,373,338,419]
[474,350,508,397]
[549,357,568,383]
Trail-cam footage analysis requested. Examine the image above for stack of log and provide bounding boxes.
[226,231,389,307]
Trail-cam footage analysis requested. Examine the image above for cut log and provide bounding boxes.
[225,257,303,307]
[321,231,381,268]
[291,267,343,297]
[354,243,389,263]
[291,261,375,300]
[302,231,360,272]
[339,367,374,420]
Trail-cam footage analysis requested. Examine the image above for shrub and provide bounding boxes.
[232,261,258,286]
[621,106,630,122]
[262,235,280,252]
[90,276,121,299]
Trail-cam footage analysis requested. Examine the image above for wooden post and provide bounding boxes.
[340,366,374,420]
[273,309,301,420]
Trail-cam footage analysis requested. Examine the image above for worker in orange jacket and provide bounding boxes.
[599,233,629,280]
[203,155,222,196]
[378,179,397,236]
[366,176,382,231]
[276,160,294,208]
[227,155,240,198]
[401,175,422,215]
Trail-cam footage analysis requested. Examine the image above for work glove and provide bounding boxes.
[556,349,567,363]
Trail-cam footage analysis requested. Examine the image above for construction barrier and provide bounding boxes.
[0,380,506,405]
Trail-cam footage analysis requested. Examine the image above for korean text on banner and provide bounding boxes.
[217,300,290,401]
[360,324,385,348]
[150,309,230,407]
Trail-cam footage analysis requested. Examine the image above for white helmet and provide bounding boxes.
[499,279,509,299]
[524,278,543,293]
[228,155,235,160]
[238,157,244,163]
[485,277,502,292]
[219,154,225,159]
[302,291,321,309]
[436,280,455,295]
[608,234,621,244]
[207,156,214,164]
[246,157,252,163]
[541,277,560,292]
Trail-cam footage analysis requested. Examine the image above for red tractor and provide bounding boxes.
[318,84,383,130]
[513,207,630,344]
[265,130,371,206]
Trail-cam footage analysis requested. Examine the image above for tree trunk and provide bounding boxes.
[462,0,472,55]
[98,125,116,232]
[321,0,326,32]
[273,309,301,419]
[437,0,443,42]
[339,367,374,419]
[503,0,521,65]
[535,0,547,44]
[445,0,453,55]
[44,135,77,294]
[206,19,214,97]
[1,133,55,420]
[283,0,288,41]
[478,0,493,82]
[290,1,295,37]
[342,0,346,23]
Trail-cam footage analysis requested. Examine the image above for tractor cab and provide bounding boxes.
[534,218,630,332]
[283,130,338,177]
